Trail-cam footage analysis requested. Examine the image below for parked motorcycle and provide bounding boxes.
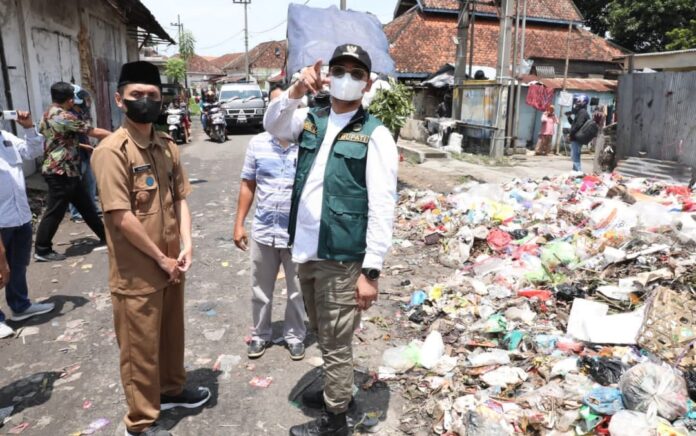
[166,107,185,144]
[202,103,227,143]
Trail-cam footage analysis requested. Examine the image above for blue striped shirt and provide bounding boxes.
[241,132,298,248]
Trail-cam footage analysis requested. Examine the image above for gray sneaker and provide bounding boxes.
[11,302,56,322]
[34,251,66,262]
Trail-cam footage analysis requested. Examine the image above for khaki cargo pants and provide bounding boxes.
[111,282,186,432]
[298,260,361,414]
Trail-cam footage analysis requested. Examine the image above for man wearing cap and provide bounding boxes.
[91,61,210,436]
[34,81,110,262]
[264,44,398,436]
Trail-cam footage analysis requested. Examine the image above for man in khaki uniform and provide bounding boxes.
[91,61,210,436]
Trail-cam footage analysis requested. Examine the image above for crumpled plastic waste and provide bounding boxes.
[686,369,696,402]
[583,386,624,415]
[619,362,689,421]
[578,356,628,386]
[486,229,512,252]
[390,175,696,434]
[608,410,686,436]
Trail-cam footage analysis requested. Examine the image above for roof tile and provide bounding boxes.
[385,9,626,74]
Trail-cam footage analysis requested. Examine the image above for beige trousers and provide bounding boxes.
[298,260,361,413]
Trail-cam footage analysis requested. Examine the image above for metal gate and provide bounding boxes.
[617,72,696,167]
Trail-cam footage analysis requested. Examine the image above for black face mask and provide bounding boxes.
[123,97,162,124]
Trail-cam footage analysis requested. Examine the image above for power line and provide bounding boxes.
[249,0,311,35]
[197,0,311,51]
[198,30,245,50]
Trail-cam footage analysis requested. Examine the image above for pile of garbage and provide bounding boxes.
[384,173,696,435]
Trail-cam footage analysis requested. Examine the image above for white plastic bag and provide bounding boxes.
[619,362,689,421]
[419,331,445,369]
[608,410,675,436]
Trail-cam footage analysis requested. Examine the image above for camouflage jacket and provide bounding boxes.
[39,105,92,177]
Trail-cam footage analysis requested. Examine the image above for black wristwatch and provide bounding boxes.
[362,268,381,281]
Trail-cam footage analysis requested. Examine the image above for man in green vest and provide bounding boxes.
[264,44,398,436]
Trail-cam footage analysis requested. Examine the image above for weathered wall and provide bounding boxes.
[0,0,134,175]
[617,72,696,166]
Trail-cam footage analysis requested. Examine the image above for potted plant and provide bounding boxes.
[368,78,415,141]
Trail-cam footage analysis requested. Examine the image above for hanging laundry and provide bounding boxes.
[526,83,555,111]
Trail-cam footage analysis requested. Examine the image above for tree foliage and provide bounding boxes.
[574,0,696,53]
[605,0,696,53]
[179,30,196,62]
[573,0,610,37]
[165,58,186,84]
[368,79,415,138]
[666,19,696,50]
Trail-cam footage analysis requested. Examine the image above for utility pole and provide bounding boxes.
[233,0,252,82]
[511,0,527,149]
[340,0,346,10]
[555,21,573,154]
[453,0,470,120]
[170,15,187,87]
[490,0,514,159]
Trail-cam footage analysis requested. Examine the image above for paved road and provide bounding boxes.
[0,124,405,436]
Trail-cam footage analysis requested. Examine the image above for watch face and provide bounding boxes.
[367,269,380,280]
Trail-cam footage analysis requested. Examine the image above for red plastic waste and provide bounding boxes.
[517,289,553,301]
[487,229,512,252]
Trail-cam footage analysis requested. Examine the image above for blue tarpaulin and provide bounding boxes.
[286,4,395,75]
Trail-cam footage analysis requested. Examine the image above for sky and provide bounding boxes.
[141,0,399,58]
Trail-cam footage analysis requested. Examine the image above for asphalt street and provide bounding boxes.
[0,124,405,436]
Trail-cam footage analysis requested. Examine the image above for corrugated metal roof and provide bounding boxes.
[624,48,696,59]
[521,75,617,92]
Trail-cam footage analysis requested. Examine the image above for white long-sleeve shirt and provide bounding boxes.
[264,92,398,270]
[0,128,44,228]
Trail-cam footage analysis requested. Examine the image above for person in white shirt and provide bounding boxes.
[0,111,56,338]
[264,44,398,436]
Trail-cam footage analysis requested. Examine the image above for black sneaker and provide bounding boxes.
[34,251,66,262]
[247,339,268,359]
[125,423,171,436]
[288,342,305,361]
[160,386,211,411]
[290,411,349,436]
[301,389,356,411]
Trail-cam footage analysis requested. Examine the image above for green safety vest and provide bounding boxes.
[288,105,383,262]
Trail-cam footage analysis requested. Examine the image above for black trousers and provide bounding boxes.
[35,174,106,255]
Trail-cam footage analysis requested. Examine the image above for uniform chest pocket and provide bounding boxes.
[131,172,160,216]
[333,141,367,160]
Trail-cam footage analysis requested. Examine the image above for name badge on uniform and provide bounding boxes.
[3,140,11,148]
[132,164,152,174]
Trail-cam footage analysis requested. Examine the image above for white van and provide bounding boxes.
[218,83,265,130]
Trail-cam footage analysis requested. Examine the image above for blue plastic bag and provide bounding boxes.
[583,387,624,415]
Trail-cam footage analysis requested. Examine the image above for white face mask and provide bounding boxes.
[330,75,367,102]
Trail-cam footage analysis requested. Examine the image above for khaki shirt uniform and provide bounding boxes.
[91,119,190,432]
[91,119,191,294]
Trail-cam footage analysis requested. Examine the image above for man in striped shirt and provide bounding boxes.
[234,84,307,360]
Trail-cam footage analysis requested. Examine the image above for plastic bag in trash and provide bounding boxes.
[487,228,512,252]
[686,369,696,402]
[619,362,689,421]
[439,226,474,268]
[583,386,624,415]
[554,283,586,302]
[540,240,578,268]
[578,356,629,386]
[608,410,682,436]
[381,342,420,373]
[418,331,445,370]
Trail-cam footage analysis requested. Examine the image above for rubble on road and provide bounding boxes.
[381,173,696,435]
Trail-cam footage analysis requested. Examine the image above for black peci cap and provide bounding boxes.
[118,61,162,89]
[329,44,372,73]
